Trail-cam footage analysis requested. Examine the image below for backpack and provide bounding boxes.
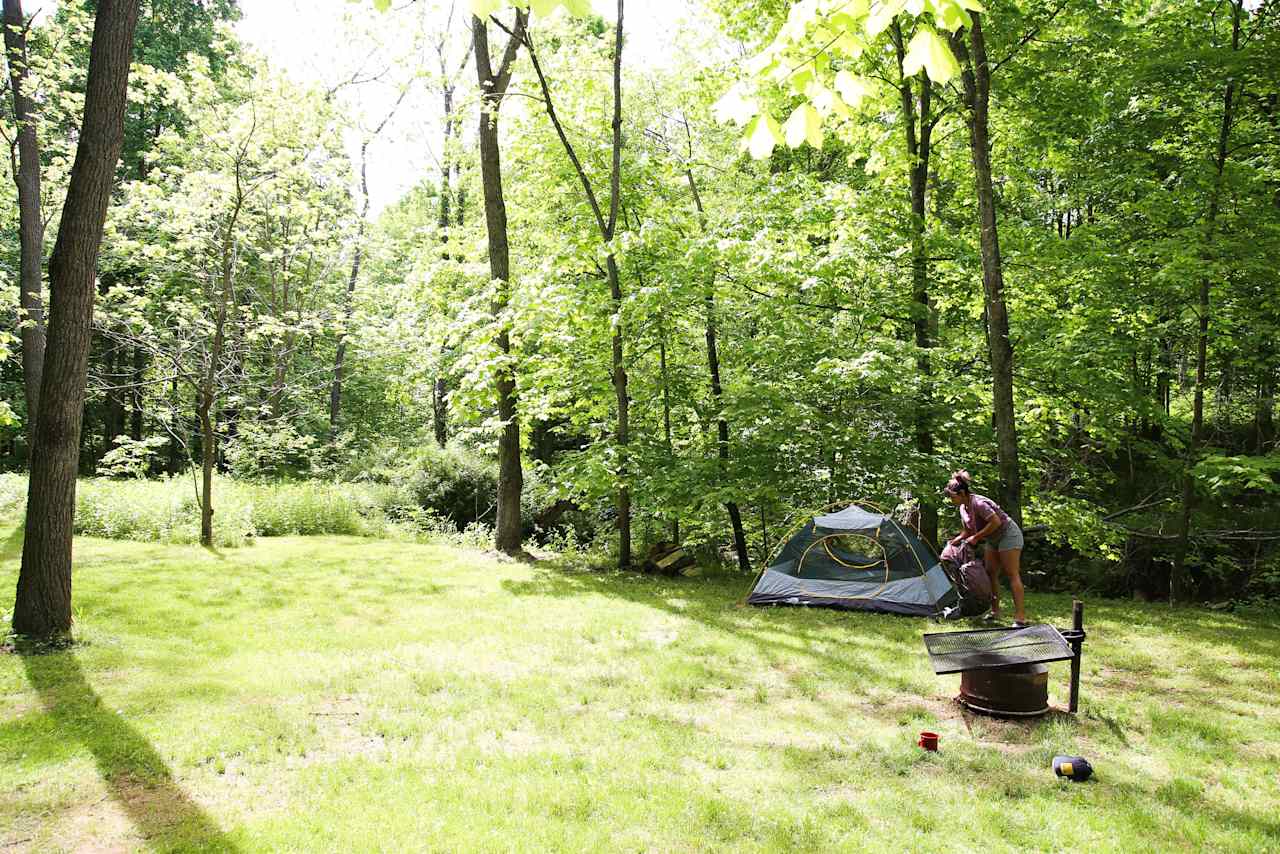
[940,541,992,616]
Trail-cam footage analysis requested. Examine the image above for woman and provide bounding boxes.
[943,470,1027,625]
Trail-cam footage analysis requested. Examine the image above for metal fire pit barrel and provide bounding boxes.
[923,615,1087,718]
[959,662,1050,717]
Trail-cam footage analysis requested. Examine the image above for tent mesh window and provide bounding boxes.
[922,625,1074,674]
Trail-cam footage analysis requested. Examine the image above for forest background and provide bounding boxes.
[2,0,1278,612]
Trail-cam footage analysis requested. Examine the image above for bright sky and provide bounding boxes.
[235,0,699,212]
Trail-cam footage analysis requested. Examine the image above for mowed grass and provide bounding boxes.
[2,533,1278,852]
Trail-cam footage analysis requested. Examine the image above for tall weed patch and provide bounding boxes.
[245,481,381,537]
[0,475,383,547]
[75,477,255,547]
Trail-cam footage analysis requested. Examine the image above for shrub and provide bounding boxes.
[351,441,553,534]
[400,444,497,530]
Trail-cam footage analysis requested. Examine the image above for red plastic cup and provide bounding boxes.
[917,731,939,751]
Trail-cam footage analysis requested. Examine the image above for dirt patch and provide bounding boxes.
[29,779,188,854]
[477,728,564,758]
[0,696,39,719]
[296,695,387,766]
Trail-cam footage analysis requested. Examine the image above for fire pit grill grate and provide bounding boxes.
[922,625,1075,675]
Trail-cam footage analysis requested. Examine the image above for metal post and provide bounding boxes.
[1066,599,1085,713]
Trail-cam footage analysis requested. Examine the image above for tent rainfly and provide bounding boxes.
[746,503,960,617]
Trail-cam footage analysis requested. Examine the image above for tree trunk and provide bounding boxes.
[685,167,749,570]
[129,345,145,441]
[605,251,631,567]
[1257,373,1275,452]
[1157,330,1173,417]
[198,293,227,548]
[704,280,749,571]
[432,377,448,447]
[331,153,368,438]
[894,21,939,547]
[167,376,183,474]
[524,2,631,566]
[953,16,1022,524]
[198,396,214,546]
[330,89,405,438]
[103,342,126,446]
[3,0,45,445]
[439,85,453,258]
[13,0,139,639]
[657,315,678,543]
[1171,1,1240,601]
[473,11,526,555]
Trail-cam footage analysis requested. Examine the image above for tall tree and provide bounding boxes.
[524,0,632,567]
[13,0,140,639]
[431,5,473,447]
[891,19,941,547]
[1170,0,1244,600]
[681,138,751,571]
[98,0,241,466]
[950,15,1023,524]
[435,4,472,257]
[473,8,527,555]
[3,0,46,445]
[331,88,410,438]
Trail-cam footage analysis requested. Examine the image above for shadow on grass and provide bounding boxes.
[500,564,1005,728]
[22,651,238,851]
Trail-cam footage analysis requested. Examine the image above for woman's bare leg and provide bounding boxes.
[984,546,1001,616]
[1000,548,1026,623]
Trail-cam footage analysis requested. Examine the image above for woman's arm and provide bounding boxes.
[965,516,1002,546]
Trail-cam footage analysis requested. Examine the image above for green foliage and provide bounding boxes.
[346,441,555,536]
[97,436,169,479]
[0,0,1274,597]
[1025,493,1124,561]
[0,473,25,518]
[224,423,322,481]
[715,0,979,157]
[1192,454,1280,498]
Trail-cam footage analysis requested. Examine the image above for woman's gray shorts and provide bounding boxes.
[989,520,1024,552]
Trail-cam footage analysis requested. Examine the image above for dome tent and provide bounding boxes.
[746,502,961,617]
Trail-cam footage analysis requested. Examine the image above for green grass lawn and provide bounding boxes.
[2,533,1278,852]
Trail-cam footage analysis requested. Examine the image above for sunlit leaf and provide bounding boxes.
[783,0,820,39]
[745,114,783,159]
[789,67,814,95]
[865,0,905,37]
[833,70,870,106]
[470,0,504,17]
[935,0,971,31]
[745,49,776,75]
[902,26,959,83]
[712,86,759,126]
[783,104,823,149]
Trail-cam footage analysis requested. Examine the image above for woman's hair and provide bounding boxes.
[944,470,972,496]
